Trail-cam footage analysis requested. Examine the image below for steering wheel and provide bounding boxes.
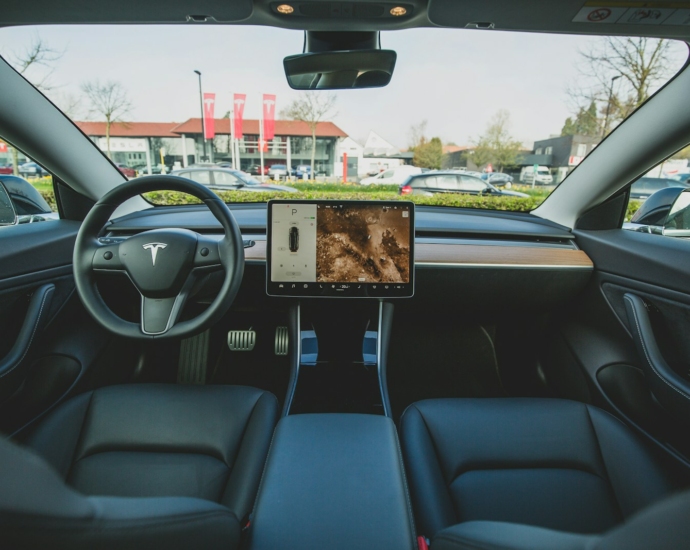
[73,176,244,339]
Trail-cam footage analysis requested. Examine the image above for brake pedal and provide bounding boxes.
[275,326,289,356]
[228,329,256,351]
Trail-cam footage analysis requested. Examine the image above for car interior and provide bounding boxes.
[2,1,690,549]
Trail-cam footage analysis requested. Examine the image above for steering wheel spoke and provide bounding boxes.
[194,235,223,268]
[92,242,125,271]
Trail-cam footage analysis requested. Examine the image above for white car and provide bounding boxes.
[360,165,422,185]
[521,166,553,185]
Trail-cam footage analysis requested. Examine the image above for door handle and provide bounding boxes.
[0,284,54,384]
[624,293,690,419]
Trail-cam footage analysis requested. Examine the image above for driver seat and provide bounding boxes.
[0,383,279,549]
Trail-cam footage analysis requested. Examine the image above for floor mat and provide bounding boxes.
[387,319,504,420]
[209,310,291,409]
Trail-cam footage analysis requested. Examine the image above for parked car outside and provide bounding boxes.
[171,167,297,192]
[18,162,49,178]
[520,166,553,185]
[481,172,514,188]
[0,174,58,223]
[360,165,422,185]
[0,163,13,175]
[114,163,136,178]
[670,173,690,184]
[295,165,315,179]
[267,164,296,179]
[248,164,269,176]
[629,176,689,201]
[399,171,529,197]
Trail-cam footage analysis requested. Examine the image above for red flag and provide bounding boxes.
[259,139,269,152]
[262,94,276,141]
[202,93,216,140]
[233,93,246,138]
[0,142,7,153]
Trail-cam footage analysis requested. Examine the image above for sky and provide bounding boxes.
[0,24,687,149]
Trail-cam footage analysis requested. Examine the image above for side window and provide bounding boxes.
[423,176,438,188]
[381,170,394,179]
[213,171,240,186]
[625,148,690,237]
[188,171,211,184]
[0,137,57,225]
[436,175,459,190]
[458,176,487,192]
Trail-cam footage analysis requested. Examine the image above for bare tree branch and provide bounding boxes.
[81,80,133,158]
[281,92,337,177]
[10,36,64,91]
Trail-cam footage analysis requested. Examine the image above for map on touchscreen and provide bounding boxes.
[270,202,412,284]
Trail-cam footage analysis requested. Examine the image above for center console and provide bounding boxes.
[246,414,417,550]
[246,200,416,549]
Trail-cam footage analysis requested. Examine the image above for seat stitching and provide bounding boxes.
[391,420,419,549]
[66,391,95,482]
[584,405,624,521]
[625,295,690,402]
[448,465,611,486]
[0,287,52,379]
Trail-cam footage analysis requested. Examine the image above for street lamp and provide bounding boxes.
[194,70,207,161]
[602,74,622,138]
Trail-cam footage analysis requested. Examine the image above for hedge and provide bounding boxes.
[142,190,545,212]
[34,185,644,220]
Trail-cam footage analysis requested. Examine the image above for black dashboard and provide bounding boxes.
[103,203,593,315]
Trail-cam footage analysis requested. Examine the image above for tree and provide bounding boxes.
[408,120,428,150]
[471,110,523,172]
[469,139,494,171]
[11,36,64,91]
[81,80,132,158]
[561,101,599,137]
[281,92,337,178]
[413,137,443,169]
[566,37,676,136]
[6,36,64,174]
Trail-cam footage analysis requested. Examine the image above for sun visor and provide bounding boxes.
[427,0,690,38]
[1,0,253,25]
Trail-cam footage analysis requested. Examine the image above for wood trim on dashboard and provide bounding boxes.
[244,240,593,269]
[415,243,593,268]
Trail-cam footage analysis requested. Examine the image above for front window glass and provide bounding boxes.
[0,27,687,211]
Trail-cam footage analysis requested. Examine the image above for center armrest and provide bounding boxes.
[246,413,417,550]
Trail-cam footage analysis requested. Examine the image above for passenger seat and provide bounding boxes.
[400,398,678,546]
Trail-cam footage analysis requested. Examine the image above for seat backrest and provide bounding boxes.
[0,436,240,550]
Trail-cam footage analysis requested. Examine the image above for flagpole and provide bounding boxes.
[259,103,265,182]
[230,106,236,170]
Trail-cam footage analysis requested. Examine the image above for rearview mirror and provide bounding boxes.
[284,50,397,90]
[0,182,17,226]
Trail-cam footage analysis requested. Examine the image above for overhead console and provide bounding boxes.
[267,199,414,298]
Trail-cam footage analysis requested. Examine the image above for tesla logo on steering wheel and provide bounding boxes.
[142,242,167,266]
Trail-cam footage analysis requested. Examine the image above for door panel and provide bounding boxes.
[0,220,136,434]
[550,227,690,469]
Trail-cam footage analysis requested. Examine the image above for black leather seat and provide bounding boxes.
[400,398,673,540]
[1,383,279,549]
[431,489,690,550]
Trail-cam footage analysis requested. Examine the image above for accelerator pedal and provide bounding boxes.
[177,329,210,384]
[228,328,256,351]
[275,326,289,356]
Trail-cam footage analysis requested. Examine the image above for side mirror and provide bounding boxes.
[0,182,17,226]
[663,188,690,238]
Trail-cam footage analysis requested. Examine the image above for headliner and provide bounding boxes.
[2,0,690,41]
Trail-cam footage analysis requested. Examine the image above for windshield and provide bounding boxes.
[0,26,687,211]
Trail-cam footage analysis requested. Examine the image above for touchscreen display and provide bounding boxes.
[267,200,414,297]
